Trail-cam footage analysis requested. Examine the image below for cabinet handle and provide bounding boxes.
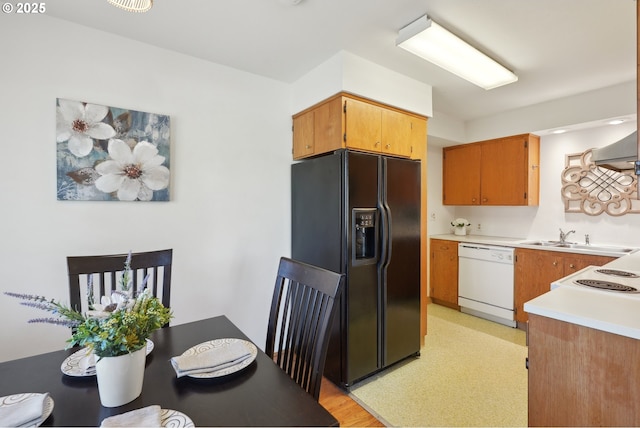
[305,145,311,149]
[569,264,575,269]
[553,261,558,266]
[386,144,391,149]
[375,142,380,147]
[482,198,488,202]
[471,198,477,202]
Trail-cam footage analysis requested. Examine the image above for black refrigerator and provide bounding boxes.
[291,149,421,387]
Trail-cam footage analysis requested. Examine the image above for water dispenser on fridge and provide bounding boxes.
[353,208,378,264]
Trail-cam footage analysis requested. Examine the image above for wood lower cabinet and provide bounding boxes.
[443,133,540,206]
[528,314,640,426]
[292,93,427,160]
[514,248,615,324]
[429,239,458,308]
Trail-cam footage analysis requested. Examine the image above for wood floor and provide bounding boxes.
[319,377,385,427]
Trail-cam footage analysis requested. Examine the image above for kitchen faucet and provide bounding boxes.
[559,228,575,244]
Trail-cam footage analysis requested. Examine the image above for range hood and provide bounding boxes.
[591,130,638,172]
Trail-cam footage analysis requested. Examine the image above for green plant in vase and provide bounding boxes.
[5,251,172,358]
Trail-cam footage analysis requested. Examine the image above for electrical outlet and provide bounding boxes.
[430,212,436,221]
[477,223,481,230]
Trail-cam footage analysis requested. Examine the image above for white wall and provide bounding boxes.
[0,16,292,362]
[428,121,640,247]
[292,51,433,117]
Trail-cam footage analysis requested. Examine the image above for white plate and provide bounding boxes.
[0,393,54,427]
[61,339,154,377]
[179,338,257,379]
[160,409,194,427]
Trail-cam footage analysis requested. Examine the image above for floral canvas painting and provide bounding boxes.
[56,98,170,201]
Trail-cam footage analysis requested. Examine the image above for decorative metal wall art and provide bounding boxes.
[561,149,639,216]
[56,98,171,201]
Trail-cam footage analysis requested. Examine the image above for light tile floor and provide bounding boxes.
[350,304,528,427]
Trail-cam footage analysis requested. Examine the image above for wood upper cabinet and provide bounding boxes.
[344,97,383,153]
[379,105,414,156]
[442,144,482,205]
[292,96,343,159]
[514,248,615,324]
[429,239,458,309]
[443,133,540,206]
[292,93,427,160]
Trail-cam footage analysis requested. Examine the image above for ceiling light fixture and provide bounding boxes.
[608,119,625,125]
[396,15,518,90]
[107,0,153,13]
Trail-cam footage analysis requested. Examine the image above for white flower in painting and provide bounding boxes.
[95,139,170,201]
[56,99,116,157]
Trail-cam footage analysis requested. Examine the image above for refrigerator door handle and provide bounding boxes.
[384,206,392,267]
[379,158,392,269]
[378,201,389,267]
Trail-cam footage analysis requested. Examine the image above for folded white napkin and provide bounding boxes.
[79,352,96,374]
[171,341,251,378]
[0,393,49,427]
[100,405,162,427]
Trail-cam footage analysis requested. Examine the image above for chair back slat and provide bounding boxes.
[67,249,173,327]
[266,257,344,400]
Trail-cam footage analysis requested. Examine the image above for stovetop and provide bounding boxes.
[552,266,640,297]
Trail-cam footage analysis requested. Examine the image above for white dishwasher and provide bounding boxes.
[458,243,516,327]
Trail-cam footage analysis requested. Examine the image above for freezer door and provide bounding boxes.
[291,152,346,385]
[291,152,343,274]
[382,157,421,366]
[345,152,381,383]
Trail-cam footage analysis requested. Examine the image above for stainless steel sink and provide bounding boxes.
[566,244,637,254]
[519,240,564,247]
[518,240,637,254]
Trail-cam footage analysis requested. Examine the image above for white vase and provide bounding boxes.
[95,346,146,407]
[454,227,466,236]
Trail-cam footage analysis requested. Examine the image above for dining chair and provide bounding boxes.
[265,257,344,401]
[67,249,173,325]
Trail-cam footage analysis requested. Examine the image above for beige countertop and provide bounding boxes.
[430,233,640,339]
[524,285,640,339]
[430,234,637,258]
[526,250,640,341]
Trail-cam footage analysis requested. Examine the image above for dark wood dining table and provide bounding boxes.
[0,315,339,427]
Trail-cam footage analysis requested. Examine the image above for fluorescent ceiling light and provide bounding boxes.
[552,129,567,134]
[608,119,625,125]
[107,0,153,13]
[396,15,518,90]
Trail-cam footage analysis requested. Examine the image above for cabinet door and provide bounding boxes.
[514,249,564,323]
[292,98,343,160]
[381,109,412,157]
[480,136,528,205]
[314,97,343,155]
[429,239,458,308]
[564,254,616,274]
[409,116,427,160]
[528,314,640,427]
[292,110,315,159]
[443,144,481,205]
[344,98,382,153]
